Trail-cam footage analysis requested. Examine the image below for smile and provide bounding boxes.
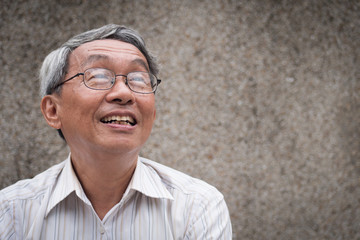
[100,115,136,126]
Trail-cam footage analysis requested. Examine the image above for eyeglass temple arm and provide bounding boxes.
[54,73,84,89]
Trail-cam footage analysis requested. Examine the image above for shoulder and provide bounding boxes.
[0,161,66,239]
[0,160,66,202]
[139,157,232,239]
[139,157,223,200]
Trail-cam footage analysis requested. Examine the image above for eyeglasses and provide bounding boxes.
[54,68,161,94]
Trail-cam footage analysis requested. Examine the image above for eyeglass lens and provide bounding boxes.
[83,68,157,93]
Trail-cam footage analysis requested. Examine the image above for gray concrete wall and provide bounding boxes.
[0,0,359,239]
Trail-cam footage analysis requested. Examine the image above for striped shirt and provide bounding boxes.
[0,155,232,239]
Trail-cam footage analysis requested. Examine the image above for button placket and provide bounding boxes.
[99,225,105,234]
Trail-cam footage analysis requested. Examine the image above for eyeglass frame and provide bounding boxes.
[52,68,161,94]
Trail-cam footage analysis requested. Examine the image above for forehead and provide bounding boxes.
[69,39,147,68]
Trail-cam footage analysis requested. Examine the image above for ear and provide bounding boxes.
[40,95,62,129]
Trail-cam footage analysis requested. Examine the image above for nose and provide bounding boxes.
[105,76,135,104]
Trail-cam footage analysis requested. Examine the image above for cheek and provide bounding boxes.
[60,89,102,123]
[137,98,156,126]
[144,98,156,119]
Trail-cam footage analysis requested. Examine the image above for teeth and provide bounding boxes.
[101,115,135,125]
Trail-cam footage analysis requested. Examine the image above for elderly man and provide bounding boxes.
[0,24,232,239]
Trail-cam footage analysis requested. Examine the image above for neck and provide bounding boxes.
[70,149,138,220]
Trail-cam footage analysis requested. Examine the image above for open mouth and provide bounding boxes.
[100,115,136,126]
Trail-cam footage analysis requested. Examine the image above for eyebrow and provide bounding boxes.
[81,54,110,68]
[130,58,150,72]
[81,54,150,72]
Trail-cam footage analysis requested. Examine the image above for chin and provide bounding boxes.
[101,140,142,154]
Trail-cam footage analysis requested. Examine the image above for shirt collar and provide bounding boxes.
[46,155,91,217]
[46,155,173,217]
[125,157,174,200]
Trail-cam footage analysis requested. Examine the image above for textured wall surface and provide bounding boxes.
[0,0,359,239]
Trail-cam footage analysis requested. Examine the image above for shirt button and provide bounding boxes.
[100,226,105,234]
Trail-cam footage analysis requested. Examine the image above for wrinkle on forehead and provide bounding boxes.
[80,39,144,57]
[68,40,149,71]
[80,54,149,71]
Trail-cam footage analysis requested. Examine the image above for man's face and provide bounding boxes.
[48,39,156,156]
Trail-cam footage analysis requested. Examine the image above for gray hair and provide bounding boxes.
[39,24,159,97]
